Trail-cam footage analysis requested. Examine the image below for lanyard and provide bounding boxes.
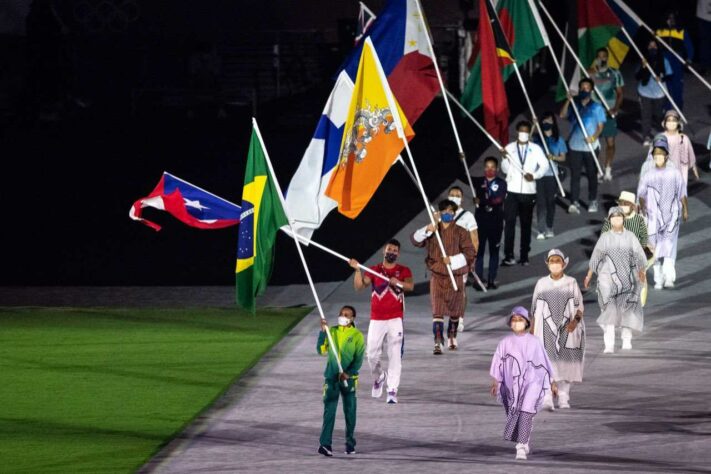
[517,144,528,167]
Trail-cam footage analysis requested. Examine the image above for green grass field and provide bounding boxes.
[0,306,311,473]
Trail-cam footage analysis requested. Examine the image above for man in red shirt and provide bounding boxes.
[349,239,413,404]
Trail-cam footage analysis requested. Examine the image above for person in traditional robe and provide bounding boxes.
[490,306,557,461]
[584,207,648,353]
[638,136,689,289]
[531,249,584,410]
[411,199,476,354]
[660,110,698,187]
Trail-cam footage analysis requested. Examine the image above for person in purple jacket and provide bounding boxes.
[490,306,557,461]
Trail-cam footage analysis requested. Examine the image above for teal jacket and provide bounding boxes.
[316,325,365,382]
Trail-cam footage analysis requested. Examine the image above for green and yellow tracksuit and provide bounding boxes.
[317,324,365,449]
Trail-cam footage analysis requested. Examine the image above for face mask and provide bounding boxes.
[579,90,591,100]
[338,316,351,327]
[485,169,497,178]
[665,120,679,131]
[440,213,454,223]
[511,321,527,332]
[548,263,563,275]
[620,205,631,214]
[448,196,462,206]
[518,132,529,143]
[384,252,398,263]
[648,48,658,57]
[654,155,666,167]
[610,216,624,227]
[541,122,553,132]
[596,58,608,69]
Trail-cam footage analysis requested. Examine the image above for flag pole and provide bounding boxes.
[395,156,421,190]
[413,0,477,201]
[252,117,348,387]
[536,0,614,117]
[280,227,404,289]
[446,89,527,176]
[510,63,566,196]
[533,3,604,176]
[364,37,459,290]
[618,26,688,124]
[610,0,711,94]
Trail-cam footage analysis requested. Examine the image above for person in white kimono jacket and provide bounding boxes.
[531,249,584,410]
[584,207,648,353]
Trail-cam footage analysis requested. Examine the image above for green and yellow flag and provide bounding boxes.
[236,126,289,311]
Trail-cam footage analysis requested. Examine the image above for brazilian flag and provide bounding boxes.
[236,127,289,312]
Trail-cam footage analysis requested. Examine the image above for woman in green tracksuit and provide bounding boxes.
[317,305,365,457]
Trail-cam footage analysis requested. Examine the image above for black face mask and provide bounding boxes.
[648,48,658,58]
[384,252,398,263]
[578,90,591,100]
[541,122,553,131]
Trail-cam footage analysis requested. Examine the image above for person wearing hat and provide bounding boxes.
[638,139,689,290]
[530,249,584,410]
[661,109,699,187]
[489,306,557,461]
[317,305,365,457]
[640,134,678,178]
[601,191,649,253]
[584,207,648,352]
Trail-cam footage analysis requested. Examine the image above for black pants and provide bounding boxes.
[536,176,557,233]
[568,149,598,204]
[475,212,504,282]
[504,192,535,262]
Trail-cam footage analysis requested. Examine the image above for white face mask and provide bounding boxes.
[338,316,351,327]
[448,196,462,206]
[511,320,527,332]
[518,132,529,143]
[620,205,631,215]
[548,263,563,275]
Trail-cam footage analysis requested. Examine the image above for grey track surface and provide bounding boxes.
[7,71,710,473]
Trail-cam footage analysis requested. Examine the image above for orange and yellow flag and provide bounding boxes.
[325,37,414,219]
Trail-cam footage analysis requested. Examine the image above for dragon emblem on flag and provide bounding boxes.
[340,101,397,166]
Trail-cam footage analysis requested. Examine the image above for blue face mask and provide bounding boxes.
[579,90,591,100]
[441,213,454,223]
[541,122,553,131]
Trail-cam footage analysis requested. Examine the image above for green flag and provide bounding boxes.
[461,0,546,110]
[235,127,289,312]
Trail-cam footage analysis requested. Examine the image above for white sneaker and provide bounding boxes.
[622,339,632,350]
[371,371,386,398]
[654,281,663,290]
[458,317,464,333]
[568,204,580,214]
[515,445,528,460]
[604,346,614,354]
[545,230,555,238]
[588,200,599,212]
[604,166,612,181]
[664,280,674,288]
[386,389,398,404]
[536,232,546,240]
[558,399,571,409]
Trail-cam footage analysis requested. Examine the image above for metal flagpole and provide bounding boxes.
[413,0,477,201]
[510,63,566,197]
[252,117,348,387]
[610,0,711,94]
[280,227,404,289]
[445,89,527,176]
[536,0,614,117]
[363,36,459,290]
[618,26,688,124]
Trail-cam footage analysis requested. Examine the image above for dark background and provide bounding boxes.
[0,0,699,286]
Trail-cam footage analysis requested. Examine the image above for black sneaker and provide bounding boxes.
[318,445,333,457]
[502,258,517,266]
[345,445,356,455]
[487,281,498,290]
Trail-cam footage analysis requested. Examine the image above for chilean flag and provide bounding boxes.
[284,0,438,239]
[129,172,241,231]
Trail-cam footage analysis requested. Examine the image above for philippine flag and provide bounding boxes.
[284,0,438,239]
[129,172,241,231]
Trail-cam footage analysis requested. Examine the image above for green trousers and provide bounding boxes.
[319,378,357,448]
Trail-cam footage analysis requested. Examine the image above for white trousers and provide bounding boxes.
[557,381,571,405]
[367,318,403,392]
[653,258,676,285]
[603,324,632,349]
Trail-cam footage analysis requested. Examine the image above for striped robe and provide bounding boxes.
[411,223,476,317]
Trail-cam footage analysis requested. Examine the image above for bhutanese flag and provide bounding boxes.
[325,36,414,219]
[236,125,289,312]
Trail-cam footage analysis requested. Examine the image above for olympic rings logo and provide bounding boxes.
[73,0,140,33]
